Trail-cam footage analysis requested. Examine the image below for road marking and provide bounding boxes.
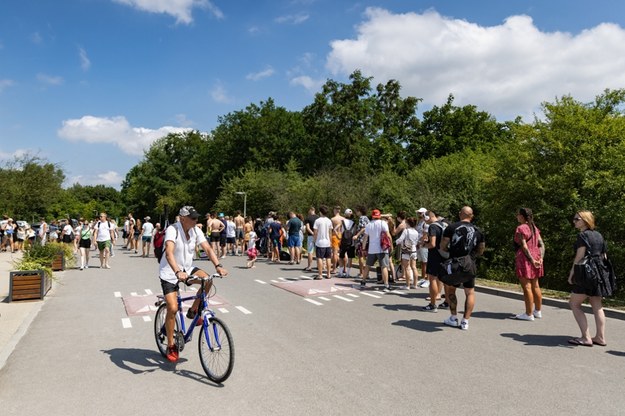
[318,297,331,301]
[121,318,132,328]
[393,290,406,295]
[114,292,121,298]
[145,289,153,295]
[130,292,138,297]
[218,308,229,314]
[254,279,267,284]
[299,275,313,280]
[235,306,252,315]
[304,298,323,306]
[346,293,359,298]
[270,280,279,283]
[361,292,382,299]
[333,295,353,302]
[143,316,151,322]
[278,277,288,281]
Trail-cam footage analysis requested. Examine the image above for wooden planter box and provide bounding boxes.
[8,270,52,302]
[51,252,65,271]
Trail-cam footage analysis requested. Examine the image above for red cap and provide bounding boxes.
[371,209,381,219]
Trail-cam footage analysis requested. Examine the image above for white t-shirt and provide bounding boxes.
[62,224,74,236]
[248,231,257,249]
[365,219,389,254]
[416,220,429,242]
[159,223,207,284]
[226,220,236,238]
[396,227,419,253]
[94,221,115,242]
[142,222,155,237]
[313,216,333,248]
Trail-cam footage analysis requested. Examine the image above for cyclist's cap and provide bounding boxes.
[344,208,353,216]
[371,209,381,219]
[179,206,200,219]
[417,207,427,214]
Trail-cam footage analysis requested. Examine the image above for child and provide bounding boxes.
[246,230,258,268]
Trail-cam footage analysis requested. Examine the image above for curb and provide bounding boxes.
[475,284,625,321]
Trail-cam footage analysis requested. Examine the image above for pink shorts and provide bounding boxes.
[247,247,258,260]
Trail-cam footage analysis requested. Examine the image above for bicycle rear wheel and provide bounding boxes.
[154,303,180,357]
[198,316,235,383]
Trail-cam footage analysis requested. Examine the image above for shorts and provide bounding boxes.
[417,247,428,263]
[426,258,442,277]
[271,237,281,247]
[133,232,140,240]
[122,231,128,239]
[62,234,73,244]
[247,246,258,260]
[366,253,389,268]
[236,228,244,239]
[316,246,332,259]
[451,277,475,289]
[220,236,227,246]
[226,237,236,245]
[331,235,341,250]
[307,236,315,254]
[79,239,91,249]
[210,232,220,242]
[339,245,356,259]
[97,240,112,251]
[401,252,418,261]
[287,234,301,248]
[160,266,201,295]
[142,236,152,243]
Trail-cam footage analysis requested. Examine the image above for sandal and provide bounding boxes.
[568,338,593,347]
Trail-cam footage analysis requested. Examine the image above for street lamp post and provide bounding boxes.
[235,191,247,218]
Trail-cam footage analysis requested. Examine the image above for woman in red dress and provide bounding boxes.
[512,208,545,321]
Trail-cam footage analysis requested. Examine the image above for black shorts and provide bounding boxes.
[62,234,73,244]
[451,277,475,289]
[210,232,220,242]
[79,238,91,249]
[160,267,201,295]
[316,246,332,259]
[226,237,236,244]
[122,230,128,239]
[339,245,356,259]
[220,236,227,246]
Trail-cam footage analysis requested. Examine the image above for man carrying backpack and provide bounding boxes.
[439,206,485,330]
[338,209,356,277]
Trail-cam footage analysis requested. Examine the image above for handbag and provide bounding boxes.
[438,255,477,285]
[380,231,392,252]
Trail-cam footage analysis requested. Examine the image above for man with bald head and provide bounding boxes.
[439,206,485,330]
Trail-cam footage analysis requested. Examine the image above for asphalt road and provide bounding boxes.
[1,246,624,416]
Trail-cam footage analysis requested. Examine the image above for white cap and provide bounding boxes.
[344,208,353,216]
[417,207,427,214]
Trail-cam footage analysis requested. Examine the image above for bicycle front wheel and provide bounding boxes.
[198,316,235,383]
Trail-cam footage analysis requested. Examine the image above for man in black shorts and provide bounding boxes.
[159,206,228,363]
[439,206,485,331]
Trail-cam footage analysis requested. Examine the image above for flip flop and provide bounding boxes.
[592,340,607,346]
[568,338,593,347]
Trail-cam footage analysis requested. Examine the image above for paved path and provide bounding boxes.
[1,246,625,415]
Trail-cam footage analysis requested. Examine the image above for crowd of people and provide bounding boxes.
[0,204,617,344]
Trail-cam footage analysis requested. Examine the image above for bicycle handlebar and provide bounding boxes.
[184,273,223,286]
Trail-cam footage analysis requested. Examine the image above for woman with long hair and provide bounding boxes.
[567,211,615,347]
[77,218,92,270]
[512,208,545,321]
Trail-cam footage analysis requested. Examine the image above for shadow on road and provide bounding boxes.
[606,350,625,357]
[373,303,422,312]
[392,319,444,332]
[500,333,572,347]
[101,347,223,387]
[471,311,515,320]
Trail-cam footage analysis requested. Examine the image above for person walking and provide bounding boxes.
[313,205,333,280]
[77,218,92,270]
[142,216,155,257]
[93,212,115,269]
[567,210,616,347]
[512,208,545,321]
[304,207,319,272]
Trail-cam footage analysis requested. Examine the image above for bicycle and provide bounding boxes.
[154,273,235,383]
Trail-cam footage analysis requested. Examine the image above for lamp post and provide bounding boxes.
[235,191,247,218]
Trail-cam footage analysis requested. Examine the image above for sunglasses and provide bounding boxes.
[573,217,582,222]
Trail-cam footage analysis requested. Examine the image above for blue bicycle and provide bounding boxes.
[154,274,235,382]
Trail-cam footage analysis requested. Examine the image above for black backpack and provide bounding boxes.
[340,220,355,249]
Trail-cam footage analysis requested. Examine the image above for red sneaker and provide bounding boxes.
[166,345,179,363]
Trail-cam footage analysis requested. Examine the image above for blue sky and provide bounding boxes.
[2,0,625,189]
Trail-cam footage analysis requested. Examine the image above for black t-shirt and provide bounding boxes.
[305,215,319,234]
[443,221,484,258]
[574,229,606,256]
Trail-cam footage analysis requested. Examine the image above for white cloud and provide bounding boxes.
[246,66,275,81]
[57,115,191,156]
[275,13,309,25]
[211,82,233,103]
[67,171,125,188]
[79,47,91,71]
[0,79,14,92]
[36,73,64,86]
[326,8,625,119]
[113,0,223,24]
[290,75,324,94]
[30,32,43,44]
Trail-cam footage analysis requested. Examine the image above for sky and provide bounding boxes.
[2,0,625,189]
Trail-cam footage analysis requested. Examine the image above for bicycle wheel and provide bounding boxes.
[154,303,179,357]
[198,316,235,383]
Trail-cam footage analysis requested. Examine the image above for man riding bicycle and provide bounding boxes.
[160,206,228,363]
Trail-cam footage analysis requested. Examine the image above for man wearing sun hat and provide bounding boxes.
[361,208,393,291]
[159,205,229,363]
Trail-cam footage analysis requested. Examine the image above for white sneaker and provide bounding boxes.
[533,310,542,319]
[444,316,459,327]
[513,313,535,321]
[420,280,430,288]
[398,285,409,290]
[460,319,469,330]
[416,279,426,286]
